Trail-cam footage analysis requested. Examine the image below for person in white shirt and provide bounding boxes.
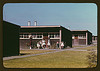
[39,41,42,48]
[37,42,40,49]
[47,39,50,48]
[42,40,46,49]
[61,42,64,49]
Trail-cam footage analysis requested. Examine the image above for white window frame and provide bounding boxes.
[48,33,60,39]
[32,33,43,39]
[20,33,30,39]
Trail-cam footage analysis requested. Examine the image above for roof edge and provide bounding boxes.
[21,25,61,28]
[3,20,20,27]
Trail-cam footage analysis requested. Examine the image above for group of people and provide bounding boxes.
[37,40,45,49]
[37,40,51,49]
[37,41,65,49]
[56,41,64,49]
[29,36,65,49]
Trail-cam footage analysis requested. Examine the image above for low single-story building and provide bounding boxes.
[72,30,92,45]
[20,25,72,49]
[92,35,97,45]
[3,21,20,57]
[92,36,97,41]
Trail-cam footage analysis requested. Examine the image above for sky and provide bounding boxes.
[3,3,97,36]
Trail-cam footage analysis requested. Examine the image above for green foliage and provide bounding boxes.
[87,49,97,68]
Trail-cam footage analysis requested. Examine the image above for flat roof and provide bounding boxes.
[71,30,92,34]
[21,25,61,28]
[71,30,88,32]
[21,25,71,32]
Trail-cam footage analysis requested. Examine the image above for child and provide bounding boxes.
[37,42,40,49]
[61,42,64,49]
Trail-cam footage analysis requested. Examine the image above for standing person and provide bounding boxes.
[42,42,46,49]
[61,42,64,49]
[42,40,46,49]
[29,36,32,49]
[47,39,50,49]
[56,42,59,49]
[37,42,40,49]
[39,41,42,49]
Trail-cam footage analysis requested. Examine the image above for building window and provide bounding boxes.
[49,34,54,38]
[79,34,82,37]
[78,34,86,38]
[32,33,43,38]
[24,34,29,38]
[55,33,59,38]
[49,33,59,38]
[37,34,43,38]
[20,34,23,38]
[83,35,86,38]
[74,35,78,37]
[32,34,37,38]
[20,34,29,38]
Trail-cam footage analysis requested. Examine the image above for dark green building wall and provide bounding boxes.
[61,27,72,47]
[87,31,92,45]
[3,21,20,57]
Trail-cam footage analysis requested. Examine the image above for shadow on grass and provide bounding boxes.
[19,53,30,56]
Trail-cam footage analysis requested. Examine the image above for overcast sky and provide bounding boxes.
[3,3,97,36]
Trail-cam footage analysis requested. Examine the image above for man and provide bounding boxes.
[29,36,32,49]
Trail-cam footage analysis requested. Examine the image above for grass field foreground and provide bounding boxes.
[3,45,97,68]
[4,50,91,68]
[76,46,97,50]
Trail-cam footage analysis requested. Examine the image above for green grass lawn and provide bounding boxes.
[76,46,97,50]
[4,50,91,68]
[20,49,55,55]
[3,45,97,68]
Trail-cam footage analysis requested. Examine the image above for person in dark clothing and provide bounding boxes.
[29,36,32,49]
[56,42,59,49]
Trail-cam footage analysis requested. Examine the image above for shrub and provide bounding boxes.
[87,49,97,68]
